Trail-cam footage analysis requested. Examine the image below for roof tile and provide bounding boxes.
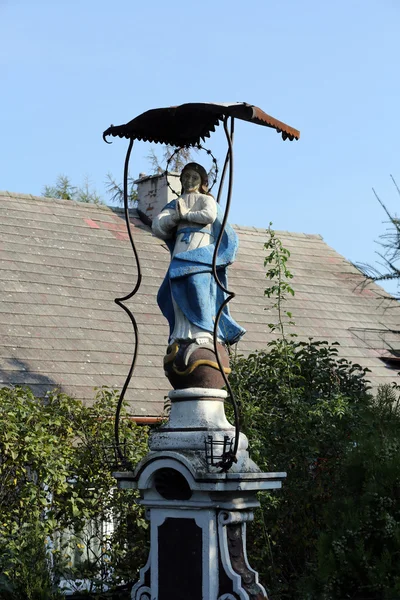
[1,191,399,414]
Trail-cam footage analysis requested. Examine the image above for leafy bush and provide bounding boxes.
[304,384,400,600]
[230,341,400,600]
[0,386,149,599]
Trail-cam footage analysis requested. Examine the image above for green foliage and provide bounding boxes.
[0,523,62,600]
[230,339,373,598]
[303,383,400,600]
[264,223,295,339]
[105,173,138,208]
[263,223,297,389]
[0,386,149,599]
[43,174,76,200]
[43,174,103,204]
[147,145,193,174]
[43,173,139,208]
[228,226,400,599]
[146,144,217,182]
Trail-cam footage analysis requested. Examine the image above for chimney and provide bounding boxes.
[135,172,180,226]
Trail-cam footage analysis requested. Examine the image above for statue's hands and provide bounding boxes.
[177,198,189,220]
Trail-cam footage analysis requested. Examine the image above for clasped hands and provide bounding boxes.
[176,198,190,220]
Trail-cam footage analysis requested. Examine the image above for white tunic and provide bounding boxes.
[152,192,218,342]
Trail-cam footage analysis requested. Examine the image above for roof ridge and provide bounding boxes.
[231,222,322,239]
[0,190,321,238]
[0,190,128,216]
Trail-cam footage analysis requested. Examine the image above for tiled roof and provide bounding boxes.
[1,191,399,416]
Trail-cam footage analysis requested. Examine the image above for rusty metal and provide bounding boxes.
[103,102,300,147]
[132,416,163,425]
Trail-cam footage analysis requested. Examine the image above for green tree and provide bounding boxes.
[105,172,138,207]
[42,144,214,209]
[43,174,103,204]
[146,144,217,183]
[43,174,77,200]
[43,173,139,208]
[230,339,372,599]
[229,227,400,600]
[0,386,149,599]
[304,383,400,600]
[146,145,193,174]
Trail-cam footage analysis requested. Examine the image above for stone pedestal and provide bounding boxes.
[114,388,286,600]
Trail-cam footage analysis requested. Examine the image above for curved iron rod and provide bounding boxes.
[114,138,142,469]
[216,150,229,205]
[211,116,240,471]
[216,119,234,205]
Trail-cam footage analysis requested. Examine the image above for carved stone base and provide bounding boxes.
[131,505,268,600]
[148,388,252,472]
[115,453,286,600]
[163,339,230,389]
[219,513,267,600]
[114,383,286,599]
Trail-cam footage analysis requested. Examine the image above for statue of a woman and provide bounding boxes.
[152,162,245,388]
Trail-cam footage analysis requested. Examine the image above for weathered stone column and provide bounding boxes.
[114,387,286,600]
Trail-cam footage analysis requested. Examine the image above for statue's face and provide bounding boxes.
[181,169,202,193]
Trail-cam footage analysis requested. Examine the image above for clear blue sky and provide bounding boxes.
[1,0,399,293]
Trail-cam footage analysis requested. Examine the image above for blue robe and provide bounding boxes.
[157,200,246,345]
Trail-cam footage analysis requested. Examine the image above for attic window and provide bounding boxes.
[379,350,400,369]
[349,327,400,371]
